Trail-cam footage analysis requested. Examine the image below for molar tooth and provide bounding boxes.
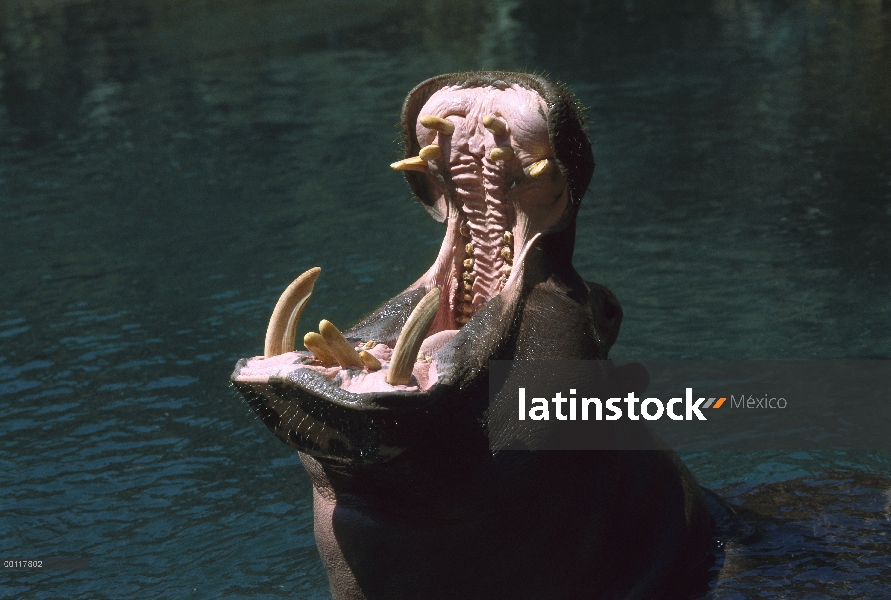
[529,158,552,178]
[489,147,514,162]
[503,231,513,245]
[463,271,476,281]
[482,114,507,136]
[465,242,474,255]
[386,288,440,386]
[458,303,474,314]
[362,340,376,350]
[462,292,472,301]
[459,224,471,238]
[419,114,455,135]
[502,265,512,276]
[264,267,321,358]
[463,258,474,268]
[463,281,473,291]
[303,332,338,366]
[500,246,512,262]
[390,156,428,172]
[319,319,364,368]
[456,314,471,325]
[419,144,442,161]
[359,350,382,371]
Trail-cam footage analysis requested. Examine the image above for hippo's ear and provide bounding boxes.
[541,80,595,207]
[398,73,461,223]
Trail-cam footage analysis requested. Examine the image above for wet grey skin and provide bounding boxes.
[231,72,716,599]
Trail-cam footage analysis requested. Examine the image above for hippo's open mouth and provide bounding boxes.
[231,72,601,462]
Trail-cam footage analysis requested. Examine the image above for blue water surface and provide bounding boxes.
[1,0,889,598]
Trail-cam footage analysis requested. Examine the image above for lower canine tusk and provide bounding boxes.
[264,267,321,358]
[386,288,440,386]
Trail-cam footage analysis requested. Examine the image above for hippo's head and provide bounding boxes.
[230,72,623,466]
[230,73,717,600]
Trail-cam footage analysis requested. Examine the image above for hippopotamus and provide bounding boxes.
[231,72,715,599]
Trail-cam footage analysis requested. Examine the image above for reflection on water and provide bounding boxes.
[714,471,891,596]
[1,0,889,597]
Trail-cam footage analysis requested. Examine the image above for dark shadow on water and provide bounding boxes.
[708,472,891,597]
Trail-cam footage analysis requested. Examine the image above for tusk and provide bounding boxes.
[264,267,321,358]
[489,147,514,162]
[529,158,552,178]
[419,114,455,135]
[319,320,364,368]
[482,114,507,135]
[359,350,382,371]
[391,156,428,172]
[419,144,442,161]
[303,332,338,366]
[386,288,440,386]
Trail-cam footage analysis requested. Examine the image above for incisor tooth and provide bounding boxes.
[362,340,376,350]
[419,114,455,135]
[386,288,440,386]
[264,267,321,358]
[303,332,338,366]
[490,147,514,162]
[319,319,363,368]
[529,158,552,178]
[419,144,441,161]
[390,156,427,172]
[482,114,507,136]
[359,351,382,371]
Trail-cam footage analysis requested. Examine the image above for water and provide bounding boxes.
[1,0,889,597]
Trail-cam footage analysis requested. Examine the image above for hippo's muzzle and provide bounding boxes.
[230,72,615,464]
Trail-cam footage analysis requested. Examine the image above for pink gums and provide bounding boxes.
[234,341,441,393]
[416,85,552,315]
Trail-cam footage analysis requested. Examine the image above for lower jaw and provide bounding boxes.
[235,214,529,395]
